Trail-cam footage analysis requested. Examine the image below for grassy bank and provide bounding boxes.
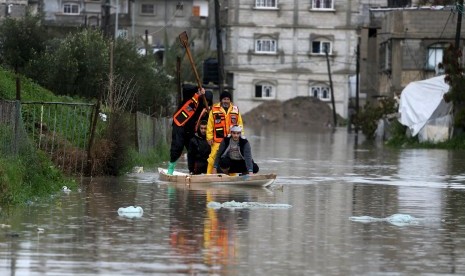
[385,120,465,149]
[126,144,170,172]
[387,133,465,149]
[0,68,81,206]
[0,153,76,205]
[1,67,170,205]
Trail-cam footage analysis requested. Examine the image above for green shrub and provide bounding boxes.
[0,152,75,206]
[353,98,397,140]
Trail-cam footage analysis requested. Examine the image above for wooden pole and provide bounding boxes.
[325,49,337,127]
[178,32,208,108]
[456,0,463,48]
[355,38,360,134]
[214,0,225,93]
[15,64,20,101]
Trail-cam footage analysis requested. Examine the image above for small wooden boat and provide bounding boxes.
[158,167,276,187]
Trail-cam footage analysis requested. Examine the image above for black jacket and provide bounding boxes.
[214,136,254,172]
[187,131,211,173]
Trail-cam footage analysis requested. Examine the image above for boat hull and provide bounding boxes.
[158,168,276,187]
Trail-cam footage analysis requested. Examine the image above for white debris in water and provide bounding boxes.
[62,186,71,193]
[207,200,292,209]
[99,113,107,122]
[118,206,144,218]
[349,214,427,227]
[132,166,144,173]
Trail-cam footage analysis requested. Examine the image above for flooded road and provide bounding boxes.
[2,127,465,275]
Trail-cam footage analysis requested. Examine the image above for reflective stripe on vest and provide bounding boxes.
[173,93,200,126]
[212,105,239,143]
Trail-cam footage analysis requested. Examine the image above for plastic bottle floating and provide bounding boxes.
[117,206,144,218]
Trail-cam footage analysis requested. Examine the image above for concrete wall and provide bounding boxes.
[374,9,461,97]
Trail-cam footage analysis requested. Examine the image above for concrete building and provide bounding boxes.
[40,0,101,27]
[219,0,462,118]
[0,0,28,20]
[8,0,461,119]
[220,0,400,118]
[37,0,210,49]
[364,7,461,99]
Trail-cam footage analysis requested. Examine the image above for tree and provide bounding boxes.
[29,29,109,98]
[113,38,175,116]
[0,15,48,99]
[442,44,465,132]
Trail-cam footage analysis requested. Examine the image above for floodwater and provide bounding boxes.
[2,127,465,275]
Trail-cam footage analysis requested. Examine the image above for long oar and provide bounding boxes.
[178,31,209,108]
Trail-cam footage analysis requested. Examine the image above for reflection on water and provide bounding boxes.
[2,127,465,275]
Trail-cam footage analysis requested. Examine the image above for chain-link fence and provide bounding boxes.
[1,100,171,176]
[21,102,95,176]
[0,100,33,158]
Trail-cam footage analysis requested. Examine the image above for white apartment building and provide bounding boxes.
[221,0,411,118]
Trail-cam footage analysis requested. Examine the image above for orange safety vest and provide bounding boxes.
[173,93,200,127]
[212,105,240,143]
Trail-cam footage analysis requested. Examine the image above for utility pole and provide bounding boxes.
[355,38,360,134]
[325,49,337,127]
[214,0,225,93]
[145,29,149,56]
[15,64,20,101]
[114,0,119,41]
[102,0,111,37]
[456,0,464,48]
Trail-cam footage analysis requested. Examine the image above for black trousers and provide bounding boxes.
[192,161,208,175]
[170,125,194,162]
[218,156,259,174]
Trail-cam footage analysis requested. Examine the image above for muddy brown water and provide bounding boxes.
[1,127,465,275]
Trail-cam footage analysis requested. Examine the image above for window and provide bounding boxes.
[141,4,154,14]
[255,83,275,99]
[427,43,447,71]
[256,39,277,53]
[312,41,332,55]
[388,0,411,7]
[310,86,331,100]
[63,3,79,14]
[255,0,277,8]
[312,0,334,10]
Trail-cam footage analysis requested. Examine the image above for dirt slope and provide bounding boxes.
[242,96,334,129]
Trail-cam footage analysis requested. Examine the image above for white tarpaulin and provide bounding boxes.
[399,76,452,141]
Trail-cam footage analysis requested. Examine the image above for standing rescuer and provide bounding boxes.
[167,84,213,175]
[206,91,244,174]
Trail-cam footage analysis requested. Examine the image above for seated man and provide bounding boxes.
[187,120,211,175]
[212,125,259,175]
